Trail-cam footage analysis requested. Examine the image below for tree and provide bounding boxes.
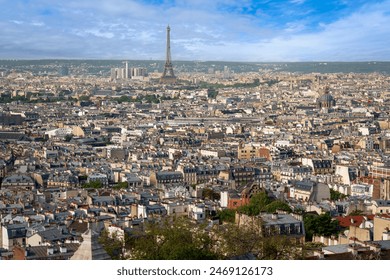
[212,219,303,260]
[212,222,262,258]
[237,192,271,216]
[115,95,141,103]
[238,191,294,216]
[126,217,218,260]
[82,180,103,189]
[216,209,236,223]
[207,88,219,99]
[121,214,304,260]
[113,182,128,190]
[143,94,160,104]
[303,213,339,241]
[98,230,124,260]
[78,95,91,101]
[330,189,347,201]
[259,235,304,260]
[265,200,292,213]
[64,134,73,142]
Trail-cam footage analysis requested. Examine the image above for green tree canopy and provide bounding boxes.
[330,189,348,201]
[98,230,124,260]
[82,180,103,189]
[78,95,91,101]
[259,235,303,260]
[303,213,339,241]
[207,88,219,99]
[126,217,218,260]
[106,215,305,260]
[113,182,128,190]
[265,200,292,213]
[212,220,303,260]
[216,209,236,223]
[237,192,271,216]
[64,134,73,142]
[213,221,262,258]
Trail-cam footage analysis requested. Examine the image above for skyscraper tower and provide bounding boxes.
[124,61,129,80]
[160,25,176,84]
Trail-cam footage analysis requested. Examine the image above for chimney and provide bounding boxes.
[383,227,390,240]
[47,247,54,256]
[347,243,359,257]
[59,246,67,254]
[271,213,278,220]
[314,250,324,259]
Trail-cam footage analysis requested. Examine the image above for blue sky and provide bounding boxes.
[0,0,389,61]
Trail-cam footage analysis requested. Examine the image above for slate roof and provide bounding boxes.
[2,174,34,184]
[24,243,80,260]
[156,171,183,180]
[312,160,332,168]
[6,223,28,239]
[37,227,67,242]
[293,180,315,191]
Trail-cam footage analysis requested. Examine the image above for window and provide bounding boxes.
[295,224,301,234]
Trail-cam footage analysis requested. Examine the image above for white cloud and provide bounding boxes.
[31,21,45,27]
[73,29,115,39]
[0,0,389,60]
[10,20,24,25]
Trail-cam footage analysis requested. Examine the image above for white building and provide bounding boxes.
[220,191,229,208]
[335,165,358,185]
[200,149,225,158]
[350,183,373,197]
[188,204,206,221]
[45,127,73,139]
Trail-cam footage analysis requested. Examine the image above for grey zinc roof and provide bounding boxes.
[156,171,183,179]
[367,240,390,250]
[38,227,67,242]
[294,180,314,191]
[322,244,350,254]
[261,213,301,226]
[6,223,28,238]
[25,243,80,260]
[93,196,115,204]
[2,174,34,184]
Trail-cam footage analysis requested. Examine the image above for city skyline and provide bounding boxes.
[0,0,390,61]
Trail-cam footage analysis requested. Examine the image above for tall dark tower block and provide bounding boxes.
[160,25,177,84]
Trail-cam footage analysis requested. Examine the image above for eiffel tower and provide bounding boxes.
[160,25,177,84]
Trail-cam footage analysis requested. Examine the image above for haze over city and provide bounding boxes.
[1,0,390,61]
